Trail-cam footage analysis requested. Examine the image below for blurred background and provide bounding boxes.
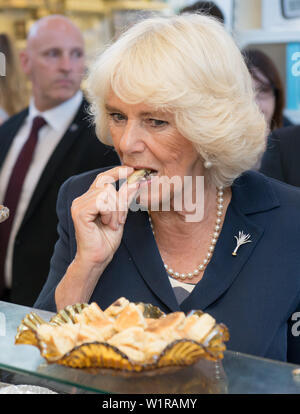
[0,0,300,124]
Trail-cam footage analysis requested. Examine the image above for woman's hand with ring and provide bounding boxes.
[71,166,140,269]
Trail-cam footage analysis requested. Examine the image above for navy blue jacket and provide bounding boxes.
[260,125,300,187]
[35,169,300,364]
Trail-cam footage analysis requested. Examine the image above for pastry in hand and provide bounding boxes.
[127,169,153,184]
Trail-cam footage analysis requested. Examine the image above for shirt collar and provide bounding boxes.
[28,90,83,132]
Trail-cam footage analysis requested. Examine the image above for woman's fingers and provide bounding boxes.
[117,180,140,224]
[95,186,118,230]
[93,166,141,228]
[73,166,140,232]
[92,166,134,190]
[98,182,140,229]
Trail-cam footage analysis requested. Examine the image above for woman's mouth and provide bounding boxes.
[127,168,158,184]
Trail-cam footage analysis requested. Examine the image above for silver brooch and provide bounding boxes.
[232,231,252,256]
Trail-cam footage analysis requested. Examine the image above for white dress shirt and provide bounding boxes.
[0,90,83,287]
[0,107,8,124]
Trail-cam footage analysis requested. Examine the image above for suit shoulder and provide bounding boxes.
[0,108,28,131]
[70,103,119,163]
[263,173,300,206]
[270,125,300,145]
[238,170,300,209]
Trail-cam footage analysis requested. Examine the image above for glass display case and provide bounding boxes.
[1,300,300,394]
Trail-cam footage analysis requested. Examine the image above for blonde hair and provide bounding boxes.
[0,34,28,116]
[86,14,266,187]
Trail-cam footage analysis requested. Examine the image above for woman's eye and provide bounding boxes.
[109,113,126,123]
[147,118,168,127]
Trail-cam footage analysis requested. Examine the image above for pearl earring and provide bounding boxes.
[204,160,212,169]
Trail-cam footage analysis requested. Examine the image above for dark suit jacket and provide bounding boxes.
[35,169,300,364]
[0,99,120,306]
[260,125,300,186]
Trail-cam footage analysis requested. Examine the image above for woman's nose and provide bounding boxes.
[119,122,145,154]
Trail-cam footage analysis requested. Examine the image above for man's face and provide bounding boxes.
[21,20,85,111]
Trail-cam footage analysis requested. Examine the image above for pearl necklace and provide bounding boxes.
[148,186,224,281]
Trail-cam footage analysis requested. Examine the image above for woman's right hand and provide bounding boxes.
[70,166,139,270]
[55,165,140,309]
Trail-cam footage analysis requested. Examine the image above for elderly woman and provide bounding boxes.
[35,14,300,364]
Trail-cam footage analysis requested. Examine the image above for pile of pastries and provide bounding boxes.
[36,297,219,364]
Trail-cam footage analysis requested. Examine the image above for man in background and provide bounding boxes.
[0,15,119,306]
[180,1,224,23]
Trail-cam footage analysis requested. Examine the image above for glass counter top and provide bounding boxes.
[1,300,300,394]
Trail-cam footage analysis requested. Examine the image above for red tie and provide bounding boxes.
[0,116,46,298]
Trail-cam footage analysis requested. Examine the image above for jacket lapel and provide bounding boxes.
[181,171,280,312]
[0,109,28,169]
[21,101,86,227]
[122,209,180,312]
[181,202,264,312]
[123,171,280,314]
[122,201,265,314]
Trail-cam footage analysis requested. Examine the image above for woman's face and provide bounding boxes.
[105,90,204,210]
[251,68,275,130]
